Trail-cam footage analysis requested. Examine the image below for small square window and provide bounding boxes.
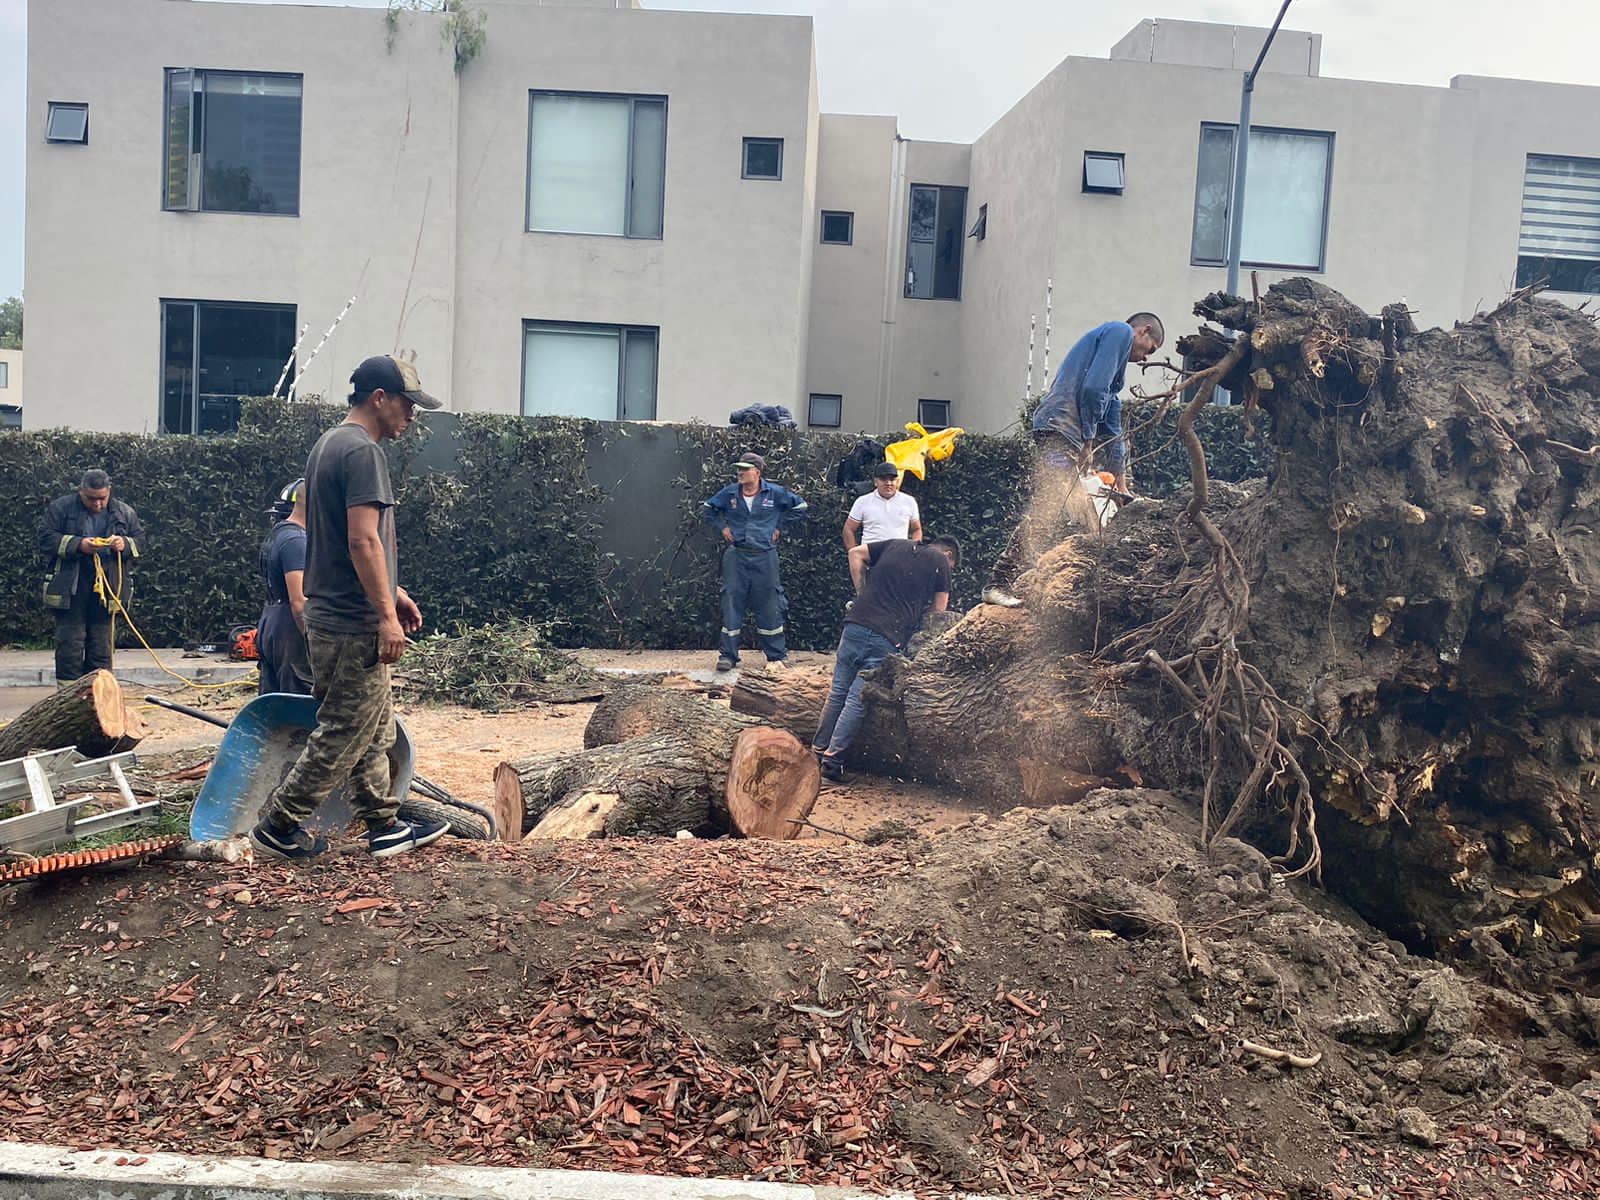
[808,394,842,428]
[0,362,8,388]
[820,211,853,245]
[743,137,783,180]
[1083,151,1124,194]
[46,102,89,144]
[918,399,950,431]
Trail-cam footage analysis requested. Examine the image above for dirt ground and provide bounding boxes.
[3,678,1599,1197]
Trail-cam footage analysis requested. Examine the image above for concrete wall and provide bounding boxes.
[958,55,1480,431]
[1110,18,1322,77]
[1451,74,1600,314]
[885,140,970,432]
[804,114,898,432]
[25,0,460,432]
[0,348,20,418]
[25,0,817,430]
[451,1,819,420]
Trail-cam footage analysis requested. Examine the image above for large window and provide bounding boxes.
[527,92,666,239]
[1191,123,1333,271]
[163,70,302,214]
[1515,154,1600,294]
[161,300,296,434]
[523,322,659,421]
[905,184,967,300]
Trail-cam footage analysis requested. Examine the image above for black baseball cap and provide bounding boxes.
[871,461,900,479]
[349,355,442,410]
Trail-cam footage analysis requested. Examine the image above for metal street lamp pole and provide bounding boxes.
[1226,0,1295,297]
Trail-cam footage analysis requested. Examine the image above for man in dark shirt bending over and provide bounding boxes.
[812,535,959,782]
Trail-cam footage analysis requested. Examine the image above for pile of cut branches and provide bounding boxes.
[395,620,597,709]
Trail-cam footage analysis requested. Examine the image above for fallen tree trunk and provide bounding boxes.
[851,278,1600,977]
[0,671,145,761]
[497,687,818,840]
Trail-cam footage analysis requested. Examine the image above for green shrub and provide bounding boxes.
[0,399,1268,651]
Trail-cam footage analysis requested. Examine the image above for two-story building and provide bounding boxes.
[22,1,1600,434]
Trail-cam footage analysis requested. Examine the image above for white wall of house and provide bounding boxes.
[0,348,21,422]
[21,5,1600,437]
[25,0,460,433]
[449,2,818,420]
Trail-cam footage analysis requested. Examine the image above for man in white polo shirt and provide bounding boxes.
[843,462,922,578]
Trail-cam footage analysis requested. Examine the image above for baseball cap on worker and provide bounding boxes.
[349,354,443,410]
[871,461,899,479]
[733,451,767,472]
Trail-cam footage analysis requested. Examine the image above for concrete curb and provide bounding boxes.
[0,1141,922,1200]
[0,664,255,688]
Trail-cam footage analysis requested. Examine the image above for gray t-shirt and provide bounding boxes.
[302,422,397,634]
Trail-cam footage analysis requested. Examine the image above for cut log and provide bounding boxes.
[498,686,818,840]
[0,670,146,761]
[726,727,819,839]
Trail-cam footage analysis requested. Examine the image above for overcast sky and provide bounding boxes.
[2,0,1598,299]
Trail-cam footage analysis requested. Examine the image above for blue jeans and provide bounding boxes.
[720,547,788,663]
[812,622,896,758]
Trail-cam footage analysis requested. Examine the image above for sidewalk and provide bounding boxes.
[0,647,254,689]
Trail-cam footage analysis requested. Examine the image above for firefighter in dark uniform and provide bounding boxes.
[38,469,145,683]
[258,478,312,695]
[703,451,808,673]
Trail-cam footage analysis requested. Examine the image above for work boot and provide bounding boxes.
[366,814,449,859]
[818,754,845,783]
[766,658,789,673]
[250,816,329,862]
[714,656,737,674]
[982,586,1024,609]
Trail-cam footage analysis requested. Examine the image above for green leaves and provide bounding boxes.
[0,399,1268,654]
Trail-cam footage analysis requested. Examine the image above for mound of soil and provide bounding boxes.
[3,791,1597,1196]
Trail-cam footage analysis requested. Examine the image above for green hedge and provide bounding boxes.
[0,400,1268,652]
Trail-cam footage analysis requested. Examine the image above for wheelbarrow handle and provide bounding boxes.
[144,694,232,730]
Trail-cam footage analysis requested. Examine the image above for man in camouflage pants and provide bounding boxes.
[250,355,449,862]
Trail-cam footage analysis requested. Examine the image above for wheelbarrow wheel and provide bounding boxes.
[396,796,492,841]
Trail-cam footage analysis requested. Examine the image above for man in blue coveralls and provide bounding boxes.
[983,313,1164,607]
[704,451,809,673]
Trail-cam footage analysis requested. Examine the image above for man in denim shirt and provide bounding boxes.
[984,313,1163,607]
[704,452,808,673]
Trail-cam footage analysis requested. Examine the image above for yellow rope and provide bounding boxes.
[91,551,256,692]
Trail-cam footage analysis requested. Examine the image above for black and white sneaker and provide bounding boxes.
[250,818,329,862]
[366,815,449,859]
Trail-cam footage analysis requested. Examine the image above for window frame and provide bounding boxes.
[1189,121,1334,272]
[742,137,784,181]
[158,297,298,435]
[45,101,90,144]
[917,399,951,431]
[904,183,968,302]
[807,393,843,428]
[525,89,669,240]
[819,210,854,246]
[161,68,304,216]
[1515,152,1600,295]
[1082,151,1125,195]
[520,319,662,421]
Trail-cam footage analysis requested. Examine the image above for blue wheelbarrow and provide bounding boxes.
[147,693,417,841]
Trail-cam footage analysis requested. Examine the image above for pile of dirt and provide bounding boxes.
[2,790,1596,1196]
